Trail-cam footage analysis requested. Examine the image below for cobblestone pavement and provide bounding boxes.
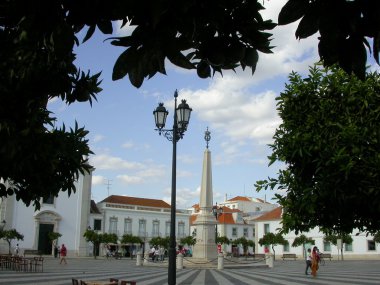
[1,257,380,285]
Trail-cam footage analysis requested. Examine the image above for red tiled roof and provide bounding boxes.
[90,200,101,214]
[254,207,282,221]
[190,212,237,225]
[100,195,171,208]
[228,196,251,202]
[218,213,236,224]
[189,215,198,225]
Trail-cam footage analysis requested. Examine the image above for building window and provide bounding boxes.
[232,227,237,237]
[124,218,132,234]
[109,217,118,234]
[255,207,261,212]
[43,194,54,205]
[345,242,353,252]
[178,222,185,238]
[243,228,248,237]
[323,241,331,252]
[152,220,160,237]
[368,240,376,251]
[264,224,270,234]
[138,219,146,237]
[252,227,255,238]
[283,242,290,252]
[93,219,101,231]
[165,221,170,236]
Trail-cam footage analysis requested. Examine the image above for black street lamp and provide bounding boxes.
[212,203,223,243]
[153,90,192,285]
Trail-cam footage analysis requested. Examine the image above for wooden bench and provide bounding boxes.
[252,253,266,259]
[282,253,298,260]
[320,253,333,260]
[23,250,42,257]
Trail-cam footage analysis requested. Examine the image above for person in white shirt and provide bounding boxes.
[305,248,312,275]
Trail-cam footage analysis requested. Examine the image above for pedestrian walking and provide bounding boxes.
[14,243,20,256]
[59,244,67,264]
[305,248,312,275]
[311,246,319,277]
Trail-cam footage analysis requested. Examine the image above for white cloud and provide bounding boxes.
[117,175,143,184]
[178,154,197,164]
[92,175,105,186]
[93,134,105,143]
[163,186,200,209]
[90,154,144,170]
[122,141,134,149]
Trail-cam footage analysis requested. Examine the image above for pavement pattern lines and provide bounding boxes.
[1,257,379,285]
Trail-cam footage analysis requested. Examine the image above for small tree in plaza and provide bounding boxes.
[233,237,255,258]
[292,234,315,258]
[216,236,230,254]
[0,229,24,255]
[121,234,143,248]
[324,233,353,260]
[48,231,62,257]
[373,232,380,244]
[259,232,287,260]
[48,231,62,246]
[180,236,196,248]
[83,229,104,259]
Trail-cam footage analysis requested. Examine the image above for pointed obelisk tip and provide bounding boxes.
[204,127,211,149]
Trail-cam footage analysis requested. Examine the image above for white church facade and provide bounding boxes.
[0,170,93,257]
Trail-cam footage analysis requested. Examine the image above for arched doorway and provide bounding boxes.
[34,211,61,255]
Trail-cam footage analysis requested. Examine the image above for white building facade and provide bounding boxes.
[0,170,93,257]
[95,195,191,254]
[255,207,380,259]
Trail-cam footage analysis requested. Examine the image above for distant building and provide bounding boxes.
[95,195,191,254]
[189,196,278,256]
[255,207,380,259]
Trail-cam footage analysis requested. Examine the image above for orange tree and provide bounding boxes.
[0,229,24,255]
[1,1,380,208]
[256,65,380,235]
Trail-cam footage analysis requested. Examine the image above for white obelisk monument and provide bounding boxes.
[192,128,217,260]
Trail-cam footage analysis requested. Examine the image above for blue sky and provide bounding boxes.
[48,1,322,208]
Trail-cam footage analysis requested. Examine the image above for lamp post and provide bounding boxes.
[153,90,192,285]
[213,203,223,244]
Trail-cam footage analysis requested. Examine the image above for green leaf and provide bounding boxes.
[167,50,195,70]
[97,20,113,34]
[295,8,320,39]
[129,64,145,88]
[278,0,309,25]
[112,48,138,81]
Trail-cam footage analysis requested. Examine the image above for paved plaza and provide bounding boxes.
[1,256,380,285]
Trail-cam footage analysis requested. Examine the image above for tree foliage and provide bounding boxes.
[149,236,170,249]
[258,232,287,259]
[179,236,196,247]
[47,232,62,246]
[0,229,24,255]
[83,229,116,259]
[256,65,380,235]
[233,236,255,257]
[120,234,143,245]
[216,236,230,246]
[292,234,315,257]
[324,233,353,246]
[1,1,380,208]
[279,0,380,80]
[373,232,380,244]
